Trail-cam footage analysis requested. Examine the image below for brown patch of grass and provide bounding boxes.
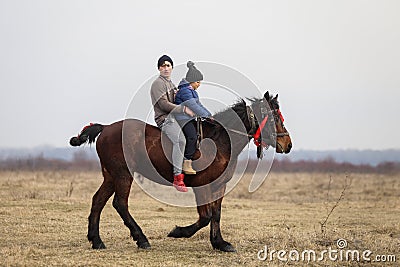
[0,171,399,266]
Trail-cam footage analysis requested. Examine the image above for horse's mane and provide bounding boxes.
[247,94,279,110]
[213,99,248,127]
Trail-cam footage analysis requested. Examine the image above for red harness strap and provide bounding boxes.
[253,115,268,147]
[277,109,284,122]
[252,110,285,148]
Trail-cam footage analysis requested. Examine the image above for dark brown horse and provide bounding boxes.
[69,91,292,252]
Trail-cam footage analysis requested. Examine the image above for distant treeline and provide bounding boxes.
[241,158,400,174]
[0,151,99,171]
[1,152,399,173]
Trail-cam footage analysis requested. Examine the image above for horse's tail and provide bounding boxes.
[69,123,104,146]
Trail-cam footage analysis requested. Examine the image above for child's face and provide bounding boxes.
[190,81,201,90]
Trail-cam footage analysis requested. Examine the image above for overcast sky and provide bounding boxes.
[1,0,399,150]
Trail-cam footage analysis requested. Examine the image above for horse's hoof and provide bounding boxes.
[222,244,236,253]
[167,226,182,238]
[137,241,151,249]
[92,241,106,249]
[214,242,236,253]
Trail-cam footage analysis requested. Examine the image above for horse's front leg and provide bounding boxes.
[168,187,212,238]
[210,188,236,252]
[168,204,212,238]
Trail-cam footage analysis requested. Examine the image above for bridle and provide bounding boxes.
[253,99,289,140]
[225,101,289,143]
[224,100,289,158]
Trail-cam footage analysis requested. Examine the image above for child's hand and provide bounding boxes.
[184,106,195,117]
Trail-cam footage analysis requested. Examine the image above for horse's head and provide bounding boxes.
[249,91,292,154]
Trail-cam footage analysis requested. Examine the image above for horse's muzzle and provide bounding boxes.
[276,141,292,154]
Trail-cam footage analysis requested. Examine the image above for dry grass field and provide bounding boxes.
[0,170,399,266]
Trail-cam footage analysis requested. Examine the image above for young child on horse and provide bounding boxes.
[175,61,212,183]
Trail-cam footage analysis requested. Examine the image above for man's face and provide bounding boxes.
[158,61,173,78]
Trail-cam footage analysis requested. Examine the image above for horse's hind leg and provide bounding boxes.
[112,173,151,249]
[88,167,115,249]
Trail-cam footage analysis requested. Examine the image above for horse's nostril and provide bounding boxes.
[286,142,292,153]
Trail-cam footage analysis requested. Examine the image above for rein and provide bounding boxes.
[225,127,254,138]
[224,106,257,138]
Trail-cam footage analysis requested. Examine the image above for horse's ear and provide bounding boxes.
[264,91,270,100]
[274,94,279,100]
